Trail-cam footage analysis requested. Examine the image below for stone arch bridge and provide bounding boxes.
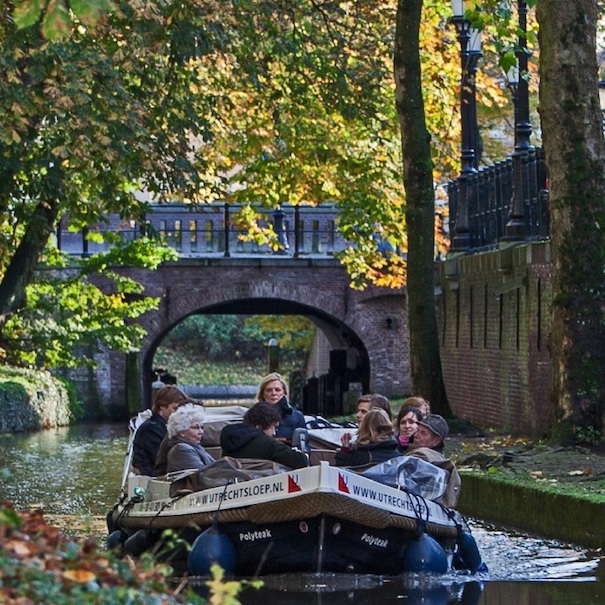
[71,205,410,417]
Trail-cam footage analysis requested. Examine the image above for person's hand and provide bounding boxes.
[341,432,351,448]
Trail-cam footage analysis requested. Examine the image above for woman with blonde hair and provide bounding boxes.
[335,408,399,467]
[256,372,305,444]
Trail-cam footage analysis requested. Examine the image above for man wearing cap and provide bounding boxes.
[413,414,450,453]
[408,414,461,507]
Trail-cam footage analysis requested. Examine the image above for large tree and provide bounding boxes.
[536,0,605,442]
[393,0,451,414]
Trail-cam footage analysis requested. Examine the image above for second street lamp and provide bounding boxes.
[502,0,533,241]
[450,0,482,251]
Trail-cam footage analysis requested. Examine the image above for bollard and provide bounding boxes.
[267,338,279,372]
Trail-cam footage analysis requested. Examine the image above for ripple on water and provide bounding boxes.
[469,520,602,581]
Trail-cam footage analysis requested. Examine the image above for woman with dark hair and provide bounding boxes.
[220,403,308,469]
[256,372,306,444]
[335,408,399,467]
[395,406,424,453]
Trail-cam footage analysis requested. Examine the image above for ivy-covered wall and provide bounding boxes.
[0,366,72,432]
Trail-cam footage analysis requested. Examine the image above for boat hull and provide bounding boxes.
[111,461,469,576]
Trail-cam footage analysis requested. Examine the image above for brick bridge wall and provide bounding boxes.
[437,242,554,436]
[82,257,411,417]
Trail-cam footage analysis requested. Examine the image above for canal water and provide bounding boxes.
[1,424,603,604]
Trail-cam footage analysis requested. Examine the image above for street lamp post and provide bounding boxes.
[502,0,533,241]
[450,1,482,252]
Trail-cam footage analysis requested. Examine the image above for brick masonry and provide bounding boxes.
[85,257,411,417]
[437,242,553,436]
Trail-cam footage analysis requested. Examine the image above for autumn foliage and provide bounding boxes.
[0,503,199,604]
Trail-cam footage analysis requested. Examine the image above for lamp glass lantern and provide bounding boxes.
[506,64,520,87]
[451,0,465,17]
[469,28,482,53]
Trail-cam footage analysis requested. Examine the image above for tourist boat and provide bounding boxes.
[107,409,484,577]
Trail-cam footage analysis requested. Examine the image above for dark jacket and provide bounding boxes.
[220,423,308,469]
[132,413,167,475]
[335,438,400,467]
[273,397,306,443]
[166,436,215,473]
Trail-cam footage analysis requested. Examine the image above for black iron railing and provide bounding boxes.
[55,203,348,259]
[447,147,549,251]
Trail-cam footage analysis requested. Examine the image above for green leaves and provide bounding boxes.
[14,0,117,39]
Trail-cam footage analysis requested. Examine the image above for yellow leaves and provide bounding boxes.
[62,568,97,584]
[206,563,262,605]
[5,539,34,557]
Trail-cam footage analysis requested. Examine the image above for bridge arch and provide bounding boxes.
[137,277,406,408]
[94,259,410,415]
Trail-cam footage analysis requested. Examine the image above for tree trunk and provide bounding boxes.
[394,0,452,416]
[537,0,605,441]
[0,196,60,319]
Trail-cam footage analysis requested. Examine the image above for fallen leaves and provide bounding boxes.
[0,502,186,604]
[568,467,593,477]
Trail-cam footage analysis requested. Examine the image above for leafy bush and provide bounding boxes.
[0,502,259,605]
[160,315,314,367]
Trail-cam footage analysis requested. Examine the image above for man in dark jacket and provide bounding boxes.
[132,385,196,475]
[220,403,308,469]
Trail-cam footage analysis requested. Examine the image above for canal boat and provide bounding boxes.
[108,409,484,577]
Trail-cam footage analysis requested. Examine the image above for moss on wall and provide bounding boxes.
[458,473,604,549]
[0,366,73,433]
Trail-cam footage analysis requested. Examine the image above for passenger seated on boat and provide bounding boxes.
[164,404,215,473]
[407,414,461,508]
[340,393,393,449]
[396,406,423,453]
[220,403,309,469]
[335,408,400,467]
[131,386,197,475]
[256,373,306,445]
[401,395,431,417]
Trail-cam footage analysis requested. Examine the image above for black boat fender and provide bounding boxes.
[106,529,127,552]
[454,529,487,574]
[401,493,449,573]
[123,529,159,557]
[402,529,449,574]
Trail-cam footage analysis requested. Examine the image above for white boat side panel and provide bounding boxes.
[125,461,455,528]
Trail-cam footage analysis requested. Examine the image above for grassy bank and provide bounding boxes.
[153,349,301,386]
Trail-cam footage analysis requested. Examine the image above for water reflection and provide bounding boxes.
[1,423,603,604]
[233,571,605,605]
[0,423,128,515]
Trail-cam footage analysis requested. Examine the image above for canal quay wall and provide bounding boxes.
[0,366,71,432]
[438,242,553,437]
[457,472,604,551]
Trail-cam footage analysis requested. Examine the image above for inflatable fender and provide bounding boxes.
[456,530,485,574]
[402,533,448,574]
[106,529,127,552]
[188,525,237,576]
[122,529,157,557]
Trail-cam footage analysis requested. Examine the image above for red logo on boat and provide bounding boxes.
[288,475,302,492]
[338,474,350,493]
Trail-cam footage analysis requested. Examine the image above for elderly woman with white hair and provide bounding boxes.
[164,404,215,473]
